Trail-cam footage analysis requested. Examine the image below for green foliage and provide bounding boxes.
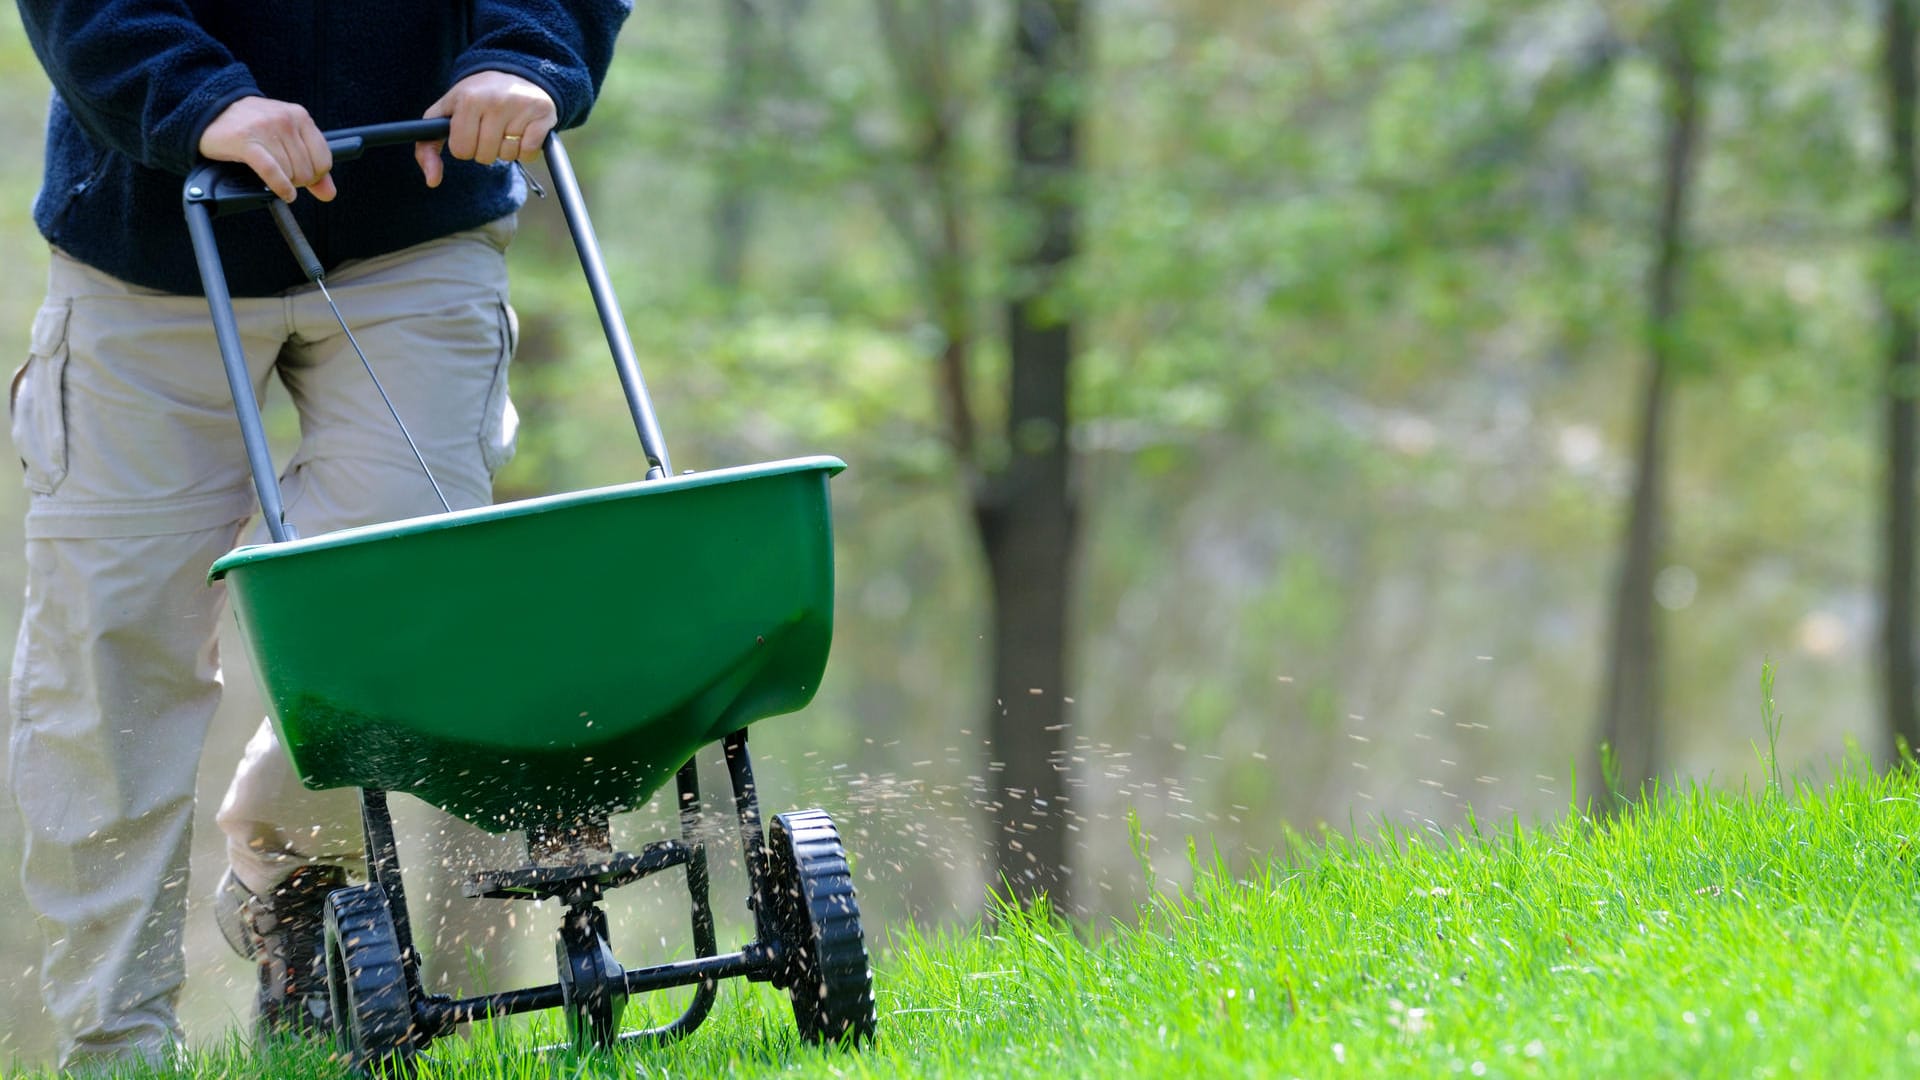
[1757,659,1787,796]
[1598,740,1624,808]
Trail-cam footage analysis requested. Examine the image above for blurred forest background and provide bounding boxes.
[0,0,1912,1065]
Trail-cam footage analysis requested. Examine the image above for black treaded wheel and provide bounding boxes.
[322,883,418,1074]
[768,809,876,1045]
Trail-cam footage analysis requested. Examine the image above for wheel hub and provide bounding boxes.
[556,901,628,1049]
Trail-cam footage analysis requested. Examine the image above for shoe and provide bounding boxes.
[214,865,348,1038]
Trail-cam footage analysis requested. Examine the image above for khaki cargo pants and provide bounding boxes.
[6,218,519,1068]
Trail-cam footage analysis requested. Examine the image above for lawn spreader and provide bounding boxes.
[181,119,874,1071]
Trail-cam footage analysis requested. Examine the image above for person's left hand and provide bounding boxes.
[415,71,557,188]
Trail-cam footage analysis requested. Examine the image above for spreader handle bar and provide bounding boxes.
[184,119,678,545]
[543,134,673,479]
[183,119,456,217]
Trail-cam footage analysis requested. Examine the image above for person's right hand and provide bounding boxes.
[197,97,336,203]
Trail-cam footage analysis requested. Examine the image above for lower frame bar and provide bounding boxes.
[423,945,778,1027]
[624,943,776,996]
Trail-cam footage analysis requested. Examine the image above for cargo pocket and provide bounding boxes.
[479,299,520,476]
[9,302,72,496]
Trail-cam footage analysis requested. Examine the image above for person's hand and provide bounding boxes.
[415,72,558,188]
[198,96,336,203]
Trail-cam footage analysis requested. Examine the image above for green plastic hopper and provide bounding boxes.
[209,456,844,834]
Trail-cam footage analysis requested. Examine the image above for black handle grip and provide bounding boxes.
[183,118,455,216]
[325,118,453,163]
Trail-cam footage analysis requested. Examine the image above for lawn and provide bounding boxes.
[22,764,1920,1078]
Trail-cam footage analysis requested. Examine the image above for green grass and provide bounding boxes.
[20,766,1920,1078]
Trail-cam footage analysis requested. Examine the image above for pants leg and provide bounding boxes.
[217,216,520,897]
[7,252,284,1069]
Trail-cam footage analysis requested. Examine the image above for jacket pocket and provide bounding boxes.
[9,302,72,496]
[479,299,520,476]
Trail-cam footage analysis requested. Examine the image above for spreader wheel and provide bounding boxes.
[768,809,876,1045]
[323,884,417,1073]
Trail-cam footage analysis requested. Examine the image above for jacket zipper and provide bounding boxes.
[67,152,107,202]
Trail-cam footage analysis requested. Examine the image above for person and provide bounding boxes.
[7,2,631,1069]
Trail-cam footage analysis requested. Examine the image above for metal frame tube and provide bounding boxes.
[358,788,425,1001]
[421,940,737,1039]
[724,731,777,945]
[428,982,567,1025]
[622,762,721,1042]
[623,948,768,995]
[184,201,293,542]
[423,948,770,1028]
[541,133,673,479]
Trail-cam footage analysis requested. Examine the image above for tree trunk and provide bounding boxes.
[1591,0,1708,812]
[710,0,759,291]
[1882,0,1919,760]
[983,0,1082,906]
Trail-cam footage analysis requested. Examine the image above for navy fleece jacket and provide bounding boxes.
[17,1,631,296]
